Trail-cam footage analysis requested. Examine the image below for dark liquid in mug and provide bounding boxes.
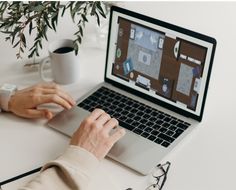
[53,47,74,54]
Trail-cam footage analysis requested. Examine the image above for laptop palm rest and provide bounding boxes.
[48,107,90,137]
[108,130,167,175]
[48,106,167,175]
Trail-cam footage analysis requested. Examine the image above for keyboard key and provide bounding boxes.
[149,117,157,122]
[140,118,148,124]
[159,114,165,119]
[143,114,151,119]
[108,110,115,116]
[137,111,144,116]
[158,133,175,143]
[115,107,122,112]
[84,105,90,110]
[159,127,167,133]
[146,121,155,127]
[169,125,177,131]
[162,141,170,148]
[170,120,178,125]
[177,123,189,130]
[90,95,98,101]
[184,122,191,126]
[119,103,126,107]
[155,138,163,144]
[141,132,149,138]
[139,105,146,111]
[155,119,164,125]
[113,113,121,118]
[110,105,117,110]
[132,121,140,127]
[166,130,175,136]
[162,122,170,128]
[133,103,140,108]
[121,110,129,115]
[119,115,127,121]
[176,128,184,135]
[127,113,135,119]
[133,128,143,135]
[163,117,171,123]
[151,130,159,136]
[152,124,161,130]
[139,124,146,130]
[144,127,152,133]
[130,108,138,114]
[78,102,85,107]
[119,121,135,131]
[133,116,141,121]
[148,135,156,141]
[151,111,159,117]
[125,105,132,110]
[145,108,152,114]
[126,118,133,124]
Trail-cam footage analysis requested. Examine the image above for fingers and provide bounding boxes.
[104,118,119,132]
[96,112,111,126]
[89,109,125,142]
[38,94,73,109]
[23,109,53,119]
[18,83,76,107]
[16,83,57,93]
[40,88,76,106]
[32,82,59,90]
[110,128,126,143]
[25,83,75,109]
[89,109,105,120]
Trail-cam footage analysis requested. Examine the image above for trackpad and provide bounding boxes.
[48,107,90,137]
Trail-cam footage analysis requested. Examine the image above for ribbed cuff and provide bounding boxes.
[42,145,100,176]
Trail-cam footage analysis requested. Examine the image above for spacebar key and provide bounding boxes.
[119,120,135,131]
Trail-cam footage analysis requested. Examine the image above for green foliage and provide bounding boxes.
[0,1,109,59]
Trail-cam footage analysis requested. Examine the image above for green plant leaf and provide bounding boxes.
[81,14,88,22]
[20,47,24,53]
[61,5,66,17]
[20,33,26,47]
[29,21,33,35]
[79,25,83,36]
[95,11,100,26]
[32,4,45,12]
[96,2,106,18]
[44,15,52,29]
[13,41,19,48]
[0,1,109,59]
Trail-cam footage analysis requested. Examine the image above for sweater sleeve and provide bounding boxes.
[19,145,100,190]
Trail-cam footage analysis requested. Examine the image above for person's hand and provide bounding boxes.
[8,83,76,119]
[70,109,126,160]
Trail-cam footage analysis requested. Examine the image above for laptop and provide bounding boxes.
[48,6,216,175]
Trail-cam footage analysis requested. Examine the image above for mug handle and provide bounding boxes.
[39,57,53,82]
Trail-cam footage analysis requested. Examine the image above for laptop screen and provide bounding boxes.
[105,6,216,121]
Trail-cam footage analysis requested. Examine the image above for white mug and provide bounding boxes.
[39,39,80,84]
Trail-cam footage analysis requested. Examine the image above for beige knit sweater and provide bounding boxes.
[19,145,101,190]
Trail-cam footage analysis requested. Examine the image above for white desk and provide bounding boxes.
[1,2,236,190]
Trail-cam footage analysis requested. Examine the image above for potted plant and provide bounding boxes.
[0,1,111,59]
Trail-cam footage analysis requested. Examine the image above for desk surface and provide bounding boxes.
[1,2,236,190]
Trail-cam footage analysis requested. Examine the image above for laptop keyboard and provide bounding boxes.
[78,86,190,148]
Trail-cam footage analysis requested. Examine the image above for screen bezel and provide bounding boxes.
[104,6,217,122]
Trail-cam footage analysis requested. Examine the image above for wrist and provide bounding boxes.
[0,84,17,112]
[8,94,14,113]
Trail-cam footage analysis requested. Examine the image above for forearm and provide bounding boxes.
[19,146,100,190]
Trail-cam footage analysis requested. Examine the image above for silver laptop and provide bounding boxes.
[48,6,216,175]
